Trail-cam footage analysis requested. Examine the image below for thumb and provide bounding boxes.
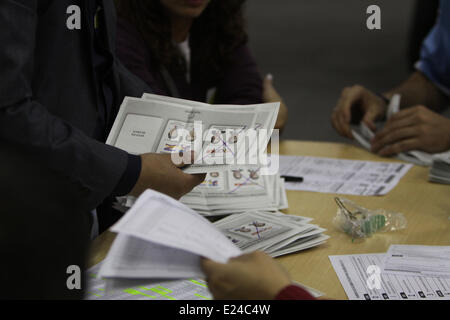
[362,107,379,131]
[171,150,197,168]
[201,257,225,276]
[264,74,274,89]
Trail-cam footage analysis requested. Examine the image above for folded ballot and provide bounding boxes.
[99,189,328,281]
[352,94,435,167]
[429,151,450,184]
[106,93,279,174]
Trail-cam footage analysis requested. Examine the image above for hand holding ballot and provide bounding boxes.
[201,251,291,300]
[129,153,206,199]
[332,85,388,138]
[371,106,450,156]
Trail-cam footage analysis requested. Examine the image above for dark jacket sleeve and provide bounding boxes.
[275,285,317,300]
[215,45,264,105]
[0,0,130,211]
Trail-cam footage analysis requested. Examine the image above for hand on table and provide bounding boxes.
[332,85,388,138]
[371,105,450,156]
[201,251,291,300]
[129,153,206,199]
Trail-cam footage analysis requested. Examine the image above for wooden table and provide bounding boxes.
[88,140,450,300]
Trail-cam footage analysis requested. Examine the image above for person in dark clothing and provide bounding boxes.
[115,0,288,130]
[0,0,204,299]
[0,0,205,233]
[0,145,90,300]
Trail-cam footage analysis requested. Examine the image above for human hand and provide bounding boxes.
[371,105,450,156]
[129,152,206,199]
[201,251,291,300]
[263,74,288,130]
[332,85,388,138]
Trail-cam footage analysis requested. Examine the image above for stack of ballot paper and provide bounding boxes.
[99,189,328,283]
[113,169,288,216]
[107,93,279,174]
[429,152,450,184]
[214,211,329,258]
[180,169,288,216]
[352,95,436,167]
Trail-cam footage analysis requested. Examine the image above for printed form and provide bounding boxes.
[330,253,450,300]
[383,245,450,278]
[279,155,412,196]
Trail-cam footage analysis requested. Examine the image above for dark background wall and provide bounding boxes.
[245,0,430,143]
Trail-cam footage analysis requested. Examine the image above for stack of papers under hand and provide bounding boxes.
[100,189,328,283]
[429,152,450,184]
[114,168,288,217]
[180,169,288,217]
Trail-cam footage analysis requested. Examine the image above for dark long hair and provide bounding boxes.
[115,0,248,82]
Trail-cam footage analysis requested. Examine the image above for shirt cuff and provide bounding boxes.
[275,285,316,300]
[113,154,142,196]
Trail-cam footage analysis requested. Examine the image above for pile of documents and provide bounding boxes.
[330,245,450,300]
[100,189,328,285]
[180,169,288,216]
[114,169,288,216]
[429,152,450,184]
[107,93,279,174]
[107,93,286,216]
[214,211,329,258]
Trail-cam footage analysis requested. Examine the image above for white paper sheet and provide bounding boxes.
[330,253,450,300]
[279,155,412,196]
[383,245,450,278]
[99,189,242,280]
[107,94,279,174]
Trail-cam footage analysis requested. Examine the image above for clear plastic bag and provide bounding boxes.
[333,198,407,240]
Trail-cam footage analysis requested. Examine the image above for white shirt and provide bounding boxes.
[177,38,191,83]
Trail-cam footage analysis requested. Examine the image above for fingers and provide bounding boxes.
[200,257,224,276]
[264,74,273,86]
[332,88,358,139]
[371,106,428,155]
[378,138,420,156]
[362,105,381,132]
[170,150,197,168]
[371,127,417,153]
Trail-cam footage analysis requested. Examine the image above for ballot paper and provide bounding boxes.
[99,189,242,280]
[114,168,289,217]
[106,93,279,174]
[429,151,450,184]
[279,155,412,196]
[86,262,323,300]
[382,245,450,278]
[330,253,450,300]
[351,95,437,167]
[100,189,328,282]
[214,211,329,257]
